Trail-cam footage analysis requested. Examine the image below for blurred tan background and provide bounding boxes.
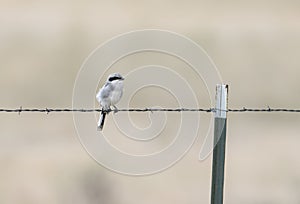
[1,0,300,203]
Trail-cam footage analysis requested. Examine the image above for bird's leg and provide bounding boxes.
[112,105,119,114]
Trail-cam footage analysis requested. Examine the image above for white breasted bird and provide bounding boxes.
[96,73,124,131]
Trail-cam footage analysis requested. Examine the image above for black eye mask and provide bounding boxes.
[108,76,123,82]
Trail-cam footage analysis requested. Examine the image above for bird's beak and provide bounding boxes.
[121,77,125,80]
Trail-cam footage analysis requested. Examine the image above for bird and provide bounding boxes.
[96,73,124,131]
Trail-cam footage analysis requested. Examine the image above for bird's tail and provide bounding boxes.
[97,110,106,131]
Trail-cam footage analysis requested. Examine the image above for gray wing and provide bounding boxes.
[96,82,114,102]
[101,82,114,98]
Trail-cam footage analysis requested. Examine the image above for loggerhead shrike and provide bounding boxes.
[96,73,124,131]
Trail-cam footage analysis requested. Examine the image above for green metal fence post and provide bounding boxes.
[211,84,228,204]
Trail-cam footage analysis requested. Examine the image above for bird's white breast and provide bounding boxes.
[110,81,123,105]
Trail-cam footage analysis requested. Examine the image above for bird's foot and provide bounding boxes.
[112,105,119,114]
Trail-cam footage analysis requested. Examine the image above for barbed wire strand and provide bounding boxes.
[0,107,299,114]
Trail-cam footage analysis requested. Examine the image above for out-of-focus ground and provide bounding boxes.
[1,1,300,203]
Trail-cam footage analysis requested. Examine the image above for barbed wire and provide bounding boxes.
[0,107,299,114]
